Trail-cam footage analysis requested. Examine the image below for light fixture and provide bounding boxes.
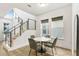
[27,4,31,7]
[26,3,32,7]
[38,3,48,7]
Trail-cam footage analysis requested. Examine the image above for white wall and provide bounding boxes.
[4,8,36,26]
[36,5,72,49]
[13,8,36,30]
[13,8,36,22]
[0,19,4,41]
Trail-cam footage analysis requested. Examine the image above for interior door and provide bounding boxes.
[77,14,79,56]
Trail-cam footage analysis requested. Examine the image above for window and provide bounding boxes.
[41,19,49,36]
[4,23,10,33]
[7,9,14,17]
[27,19,36,30]
[51,16,64,39]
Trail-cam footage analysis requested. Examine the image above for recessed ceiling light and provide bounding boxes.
[38,3,48,7]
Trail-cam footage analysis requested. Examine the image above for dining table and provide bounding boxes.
[34,37,51,55]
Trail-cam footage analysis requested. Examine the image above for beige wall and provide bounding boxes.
[36,5,72,49]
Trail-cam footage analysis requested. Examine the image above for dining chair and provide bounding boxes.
[30,35,41,46]
[30,35,35,38]
[45,35,50,38]
[28,38,46,56]
[44,37,57,55]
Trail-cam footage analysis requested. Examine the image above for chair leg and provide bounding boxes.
[36,50,37,56]
[29,49,31,56]
[54,47,56,55]
[52,48,54,56]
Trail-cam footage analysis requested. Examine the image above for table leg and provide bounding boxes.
[41,42,43,55]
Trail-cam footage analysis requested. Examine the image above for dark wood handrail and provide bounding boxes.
[8,19,36,32]
[8,16,23,31]
[8,21,21,31]
[9,21,27,32]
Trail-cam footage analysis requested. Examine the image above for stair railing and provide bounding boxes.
[4,18,36,47]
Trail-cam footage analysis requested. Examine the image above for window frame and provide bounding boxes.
[51,16,64,39]
[41,19,49,37]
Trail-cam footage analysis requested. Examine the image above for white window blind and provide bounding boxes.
[51,16,64,39]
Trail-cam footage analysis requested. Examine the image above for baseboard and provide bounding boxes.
[55,46,72,51]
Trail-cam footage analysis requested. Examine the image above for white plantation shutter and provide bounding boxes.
[51,16,64,39]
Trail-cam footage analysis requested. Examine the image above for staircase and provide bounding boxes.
[3,17,36,51]
[3,8,36,51]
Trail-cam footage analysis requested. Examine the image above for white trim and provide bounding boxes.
[72,14,77,55]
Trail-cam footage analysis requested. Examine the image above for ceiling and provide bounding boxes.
[0,3,71,17]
